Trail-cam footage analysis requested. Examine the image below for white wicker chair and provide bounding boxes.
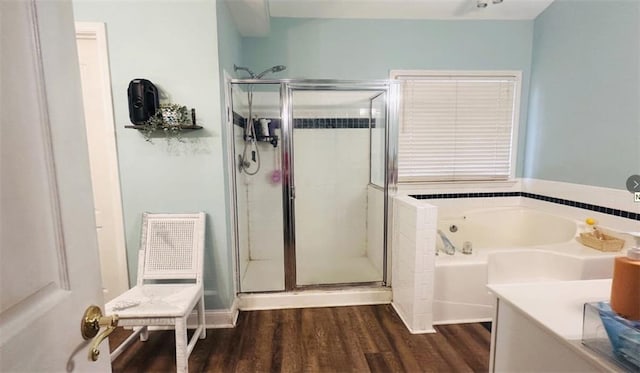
[105,212,206,373]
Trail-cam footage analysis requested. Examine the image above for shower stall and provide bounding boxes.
[226,78,397,293]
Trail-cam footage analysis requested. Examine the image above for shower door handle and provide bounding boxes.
[290,186,295,199]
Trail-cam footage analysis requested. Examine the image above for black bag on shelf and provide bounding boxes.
[127,78,159,125]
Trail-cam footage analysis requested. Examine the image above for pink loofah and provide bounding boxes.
[271,170,281,183]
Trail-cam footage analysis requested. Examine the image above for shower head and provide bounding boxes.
[235,64,286,79]
[234,64,256,78]
[255,65,287,79]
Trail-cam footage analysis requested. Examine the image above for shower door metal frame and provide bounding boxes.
[229,79,398,292]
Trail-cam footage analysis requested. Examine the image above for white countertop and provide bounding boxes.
[488,279,626,372]
[488,279,612,340]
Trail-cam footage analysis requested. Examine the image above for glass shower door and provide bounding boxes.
[367,91,388,284]
[289,88,386,287]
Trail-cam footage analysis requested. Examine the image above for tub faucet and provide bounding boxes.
[437,230,456,255]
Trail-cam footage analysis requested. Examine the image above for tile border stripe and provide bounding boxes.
[409,192,639,221]
[232,112,374,129]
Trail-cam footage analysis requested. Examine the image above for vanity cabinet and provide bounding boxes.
[488,280,623,372]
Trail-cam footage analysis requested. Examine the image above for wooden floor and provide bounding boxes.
[109,305,490,373]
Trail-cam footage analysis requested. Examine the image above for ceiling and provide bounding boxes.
[227,0,555,36]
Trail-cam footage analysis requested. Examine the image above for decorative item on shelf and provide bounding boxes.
[125,104,201,143]
[125,78,202,142]
[127,78,159,125]
[579,232,625,252]
[145,104,189,140]
[578,218,624,252]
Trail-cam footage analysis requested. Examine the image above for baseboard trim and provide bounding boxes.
[391,302,436,334]
[197,297,239,328]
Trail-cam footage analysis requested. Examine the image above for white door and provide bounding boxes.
[76,22,130,302]
[0,1,111,371]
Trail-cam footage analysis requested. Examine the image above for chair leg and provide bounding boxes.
[175,317,188,373]
[139,326,149,342]
[198,295,206,339]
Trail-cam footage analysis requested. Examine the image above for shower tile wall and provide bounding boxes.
[370,127,385,187]
[234,124,371,270]
[367,185,385,275]
[391,195,437,333]
[236,122,371,261]
[232,86,284,273]
[234,126,250,279]
[245,138,284,261]
[294,128,370,261]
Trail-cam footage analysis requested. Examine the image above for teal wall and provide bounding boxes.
[217,0,242,77]
[525,0,640,189]
[243,18,535,177]
[73,0,235,309]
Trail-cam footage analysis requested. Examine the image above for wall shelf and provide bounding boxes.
[245,135,278,147]
[126,108,201,131]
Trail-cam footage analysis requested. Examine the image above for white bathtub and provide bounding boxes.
[433,207,620,324]
[437,207,578,250]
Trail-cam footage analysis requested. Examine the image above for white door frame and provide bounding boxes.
[75,22,129,297]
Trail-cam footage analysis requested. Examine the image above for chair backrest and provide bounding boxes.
[136,212,206,285]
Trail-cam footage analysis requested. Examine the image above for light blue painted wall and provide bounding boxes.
[217,1,242,78]
[242,18,534,177]
[525,0,640,189]
[73,0,234,309]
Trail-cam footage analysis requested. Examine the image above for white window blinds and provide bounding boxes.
[396,73,519,182]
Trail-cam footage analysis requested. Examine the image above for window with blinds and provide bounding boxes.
[393,71,521,182]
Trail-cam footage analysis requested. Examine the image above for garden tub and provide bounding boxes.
[433,207,620,324]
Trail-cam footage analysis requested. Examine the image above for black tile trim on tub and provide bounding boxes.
[411,192,521,200]
[409,192,639,221]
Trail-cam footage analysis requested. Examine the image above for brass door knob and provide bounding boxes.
[81,305,119,361]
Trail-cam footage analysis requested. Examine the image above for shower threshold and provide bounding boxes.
[237,286,391,311]
[241,256,383,292]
